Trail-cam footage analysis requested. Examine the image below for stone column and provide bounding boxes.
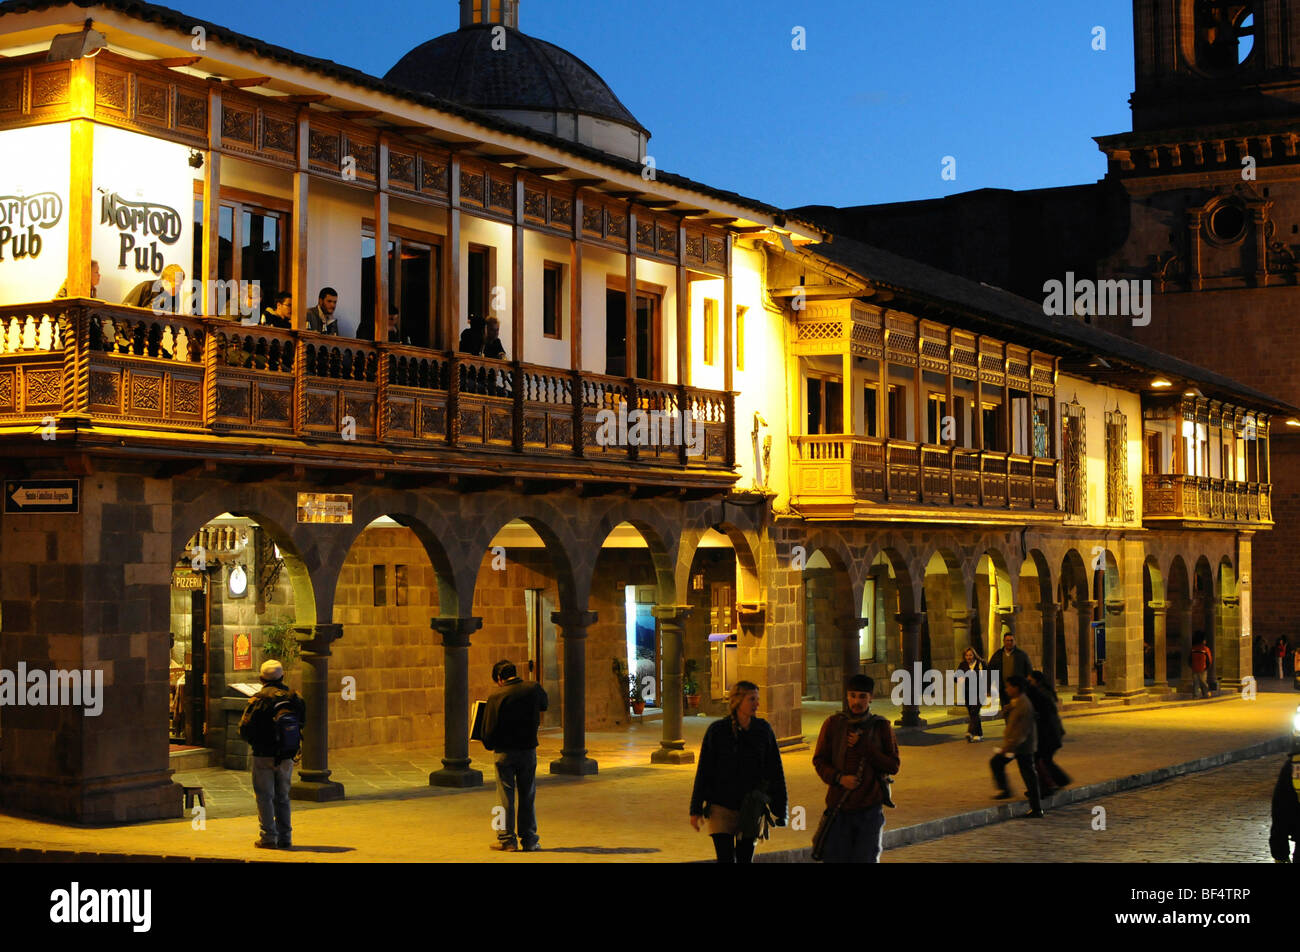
[1177,600,1196,694]
[651,605,694,764]
[1072,599,1100,699]
[291,623,345,801]
[1147,602,1171,694]
[550,609,598,775]
[895,612,927,727]
[946,609,977,715]
[834,615,871,684]
[1215,594,1245,690]
[1041,607,1058,689]
[429,616,484,788]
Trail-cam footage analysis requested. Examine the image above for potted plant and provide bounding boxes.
[683,659,701,711]
[628,675,645,716]
[260,616,301,670]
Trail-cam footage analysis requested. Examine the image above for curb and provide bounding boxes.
[757,734,1294,863]
[893,691,1240,735]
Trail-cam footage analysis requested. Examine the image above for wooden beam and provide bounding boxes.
[626,209,637,380]
[571,191,583,372]
[201,82,222,317]
[334,109,380,120]
[564,177,605,189]
[486,152,528,164]
[65,56,95,298]
[723,235,734,395]
[291,107,309,331]
[677,222,689,387]
[639,199,677,209]
[385,124,428,135]
[442,156,462,350]
[374,136,390,342]
[730,225,768,234]
[523,165,567,176]
[282,94,330,104]
[155,56,201,68]
[675,208,711,217]
[512,171,525,362]
[226,76,271,88]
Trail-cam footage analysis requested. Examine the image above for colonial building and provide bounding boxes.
[797,0,1300,649]
[0,0,1287,824]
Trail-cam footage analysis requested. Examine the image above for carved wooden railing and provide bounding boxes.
[1142,474,1272,524]
[791,434,1060,511]
[0,300,734,472]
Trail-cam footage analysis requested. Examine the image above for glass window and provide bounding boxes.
[736,306,746,371]
[543,263,562,339]
[703,299,717,365]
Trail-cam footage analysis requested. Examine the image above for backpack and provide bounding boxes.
[269,690,302,764]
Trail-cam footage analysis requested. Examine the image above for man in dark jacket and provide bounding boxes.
[237,660,306,849]
[1271,747,1300,863]
[812,674,901,863]
[987,632,1032,711]
[482,660,548,852]
[1026,670,1070,793]
[122,264,185,312]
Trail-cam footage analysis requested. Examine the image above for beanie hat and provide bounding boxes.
[259,660,284,682]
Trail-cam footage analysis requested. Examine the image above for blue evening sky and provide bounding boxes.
[176,0,1138,210]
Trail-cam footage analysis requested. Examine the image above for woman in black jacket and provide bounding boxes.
[689,680,787,862]
[958,647,987,741]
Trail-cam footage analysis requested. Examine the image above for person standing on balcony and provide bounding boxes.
[1277,635,1292,681]
[261,292,293,329]
[305,288,339,335]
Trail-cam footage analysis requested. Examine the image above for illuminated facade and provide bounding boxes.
[0,0,1287,824]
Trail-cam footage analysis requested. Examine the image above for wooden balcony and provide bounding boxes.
[1142,474,1272,526]
[791,434,1061,522]
[0,301,735,489]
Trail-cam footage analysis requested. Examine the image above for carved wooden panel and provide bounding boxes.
[130,374,162,412]
[258,387,291,422]
[420,404,445,438]
[96,69,129,113]
[216,384,249,420]
[686,235,704,261]
[460,170,485,205]
[221,105,256,145]
[551,417,572,448]
[172,378,201,416]
[309,129,341,167]
[608,212,627,240]
[262,117,296,155]
[549,197,572,227]
[489,178,513,212]
[343,396,374,429]
[306,392,335,426]
[420,159,449,194]
[488,410,512,443]
[459,406,483,439]
[176,93,206,133]
[523,415,546,445]
[25,369,61,407]
[347,139,376,177]
[90,370,120,408]
[705,237,725,265]
[657,226,677,254]
[523,189,547,221]
[389,401,413,433]
[636,220,654,249]
[30,68,69,108]
[0,75,21,114]
[135,79,170,125]
[388,151,415,187]
[0,370,15,411]
[582,205,603,235]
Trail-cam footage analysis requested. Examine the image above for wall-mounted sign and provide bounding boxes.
[170,571,205,590]
[234,633,253,671]
[0,191,63,262]
[4,478,80,513]
[0,124,72,300]
[297,492,353,524]
[100,190,182,274]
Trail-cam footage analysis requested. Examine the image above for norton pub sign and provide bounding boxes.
[101,191,182,276]
[0,192,63,262]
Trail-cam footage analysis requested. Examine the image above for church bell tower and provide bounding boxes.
[460,0,519,29]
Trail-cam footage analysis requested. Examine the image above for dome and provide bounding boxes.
[385,10,650,161]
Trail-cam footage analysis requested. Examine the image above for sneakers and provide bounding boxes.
[490,840,519,852]
[1025,809,1046,819]
[521,842,541,852]
[254,840,279,849]
[971,734,983,742]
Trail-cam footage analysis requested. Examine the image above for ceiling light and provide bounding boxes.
[1151,378,1172,388]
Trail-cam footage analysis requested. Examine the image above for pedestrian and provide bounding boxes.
[1277,635,1291,681]
[1190,635,1213,698]
[689,680,787,863]
[237,659,306,849]
[958,646,987,742]
[1269,748,1300,863]
[989,675,1044,818]
[810,674,900,863]
[987,632,1031,712]
[481,659,548,852]
[1026,669,1070,793]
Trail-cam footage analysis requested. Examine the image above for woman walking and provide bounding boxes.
[958,647,987,742]
[689,680,788,862]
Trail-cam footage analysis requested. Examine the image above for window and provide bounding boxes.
[982,402,1004,452]
[1105,410,1134,522]
[926,394,947,445]
[543,262,563,339]
[1061,400,1086,518]
[468,245,492,323]
[193,189,289,316]
[1033,396,1052,458]
[863,385,878,438]
[887,385,907,440]
[703,299,717,366]
[1145,431,1162,474]
[372,565,387,607]
[806,376,843,435]
[362,227,440,348]
[735,306,746,371]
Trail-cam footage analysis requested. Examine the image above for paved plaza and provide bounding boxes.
[0,688,1294,863]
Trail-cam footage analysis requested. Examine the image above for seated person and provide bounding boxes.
[459,314,485,355]
[261,292,293,329]
[122,264,185,312]
[224,282,262,324]
[56,260,100,299]
[305,287,339,335]
[357,306,408,344]
[483,315,506,360]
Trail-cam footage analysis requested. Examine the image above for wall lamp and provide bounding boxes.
[47,21,107,62]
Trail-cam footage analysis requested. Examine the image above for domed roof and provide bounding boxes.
[385,25,649,137]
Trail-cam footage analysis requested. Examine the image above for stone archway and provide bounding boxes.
[921,548,970,675]
[1142,557,1171,693]
[1019,549,1055,685]
[1060,549,1093,697]
[975,549,1015,659]
[1168,555,1193,692]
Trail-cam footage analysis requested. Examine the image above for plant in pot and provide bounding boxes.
[628,675,646,716]
[260,616,301,672]
[683,659,701,712]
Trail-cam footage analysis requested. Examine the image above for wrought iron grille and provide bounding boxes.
[1105,409,1135,523]
[1061,401,1087,518]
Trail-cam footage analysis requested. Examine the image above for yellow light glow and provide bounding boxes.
[1151,378,1172,388]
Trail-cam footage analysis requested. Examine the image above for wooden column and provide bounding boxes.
[291,107,308,329]
[974,336,984,506]
[1003,345,1012,505]
[913,329,923,502]
[626,209,638,380]
[570,191,584,372]
[202,80,223,318]
[881,316,890,501]
[947,328,956,501]
[442,156,462,351]
[65,56,96,299]
[675,221,692,386]
[723,234,734,394]
[512,172,525,362]
[843,349,854,436]
[373,135,389,343]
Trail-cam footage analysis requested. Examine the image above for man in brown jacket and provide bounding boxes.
[812,674,901,862]
[990,675,1044,817]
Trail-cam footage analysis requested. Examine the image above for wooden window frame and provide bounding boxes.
[735,305,746,371]
[605,276,665,382]
[703,298,717,366]
[542,260,564,340]
[361,220,443,346]
[193,181,292,311]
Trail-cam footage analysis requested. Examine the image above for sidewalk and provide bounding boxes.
[1,690,1294,863]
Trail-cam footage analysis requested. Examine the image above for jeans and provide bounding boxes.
[991,750,1042,812]
[251,756,294,846]
[494,749,538,847]
[1193,671,1210,698]
[966,705,983,737]
[820,805,886,863]
[711,834,756,863]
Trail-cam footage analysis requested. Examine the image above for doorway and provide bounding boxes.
[524,589,560,728]
[605,288,659,380]
[625,584,658,706]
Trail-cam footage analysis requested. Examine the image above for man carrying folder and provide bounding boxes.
[482,660,548,852]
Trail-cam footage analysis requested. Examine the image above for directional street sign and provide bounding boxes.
[4,478,81,514]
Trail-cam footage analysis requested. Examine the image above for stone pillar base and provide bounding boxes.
[894,711,928,728]
[549,755,598,776]
[0,773,184,824]
[651,746,695,765]
[1104,688,1147,699]
[290,779,345,802]
[1071,690,1103,701]
[429,767,484,788]
[1215,680,1245,693]
[1145,684,1175,696]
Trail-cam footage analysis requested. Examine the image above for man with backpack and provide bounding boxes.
[238,660,306,849]
[482,660,548,852]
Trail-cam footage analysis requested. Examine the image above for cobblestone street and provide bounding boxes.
[887,753,1284,863]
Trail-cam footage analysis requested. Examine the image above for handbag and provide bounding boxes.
[739,786,774,841]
